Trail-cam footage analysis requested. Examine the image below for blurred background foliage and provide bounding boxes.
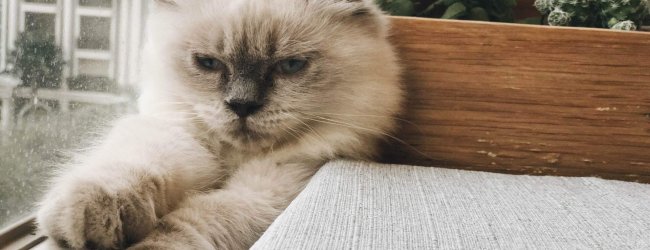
[535,0,649,31]
[375,0,519,22]
[375,0,649,29]
[10,32,65,89]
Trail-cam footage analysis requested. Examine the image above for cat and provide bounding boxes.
[36,0,403,249]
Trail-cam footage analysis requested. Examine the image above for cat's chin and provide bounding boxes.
[222,120,276,150]
[222,118,303,151]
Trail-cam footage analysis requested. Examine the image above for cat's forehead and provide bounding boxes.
[183,0,340,60]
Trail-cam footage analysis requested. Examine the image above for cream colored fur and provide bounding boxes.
[37,0,403,249]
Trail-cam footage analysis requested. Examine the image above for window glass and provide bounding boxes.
[0,1,5,70]
[78,16,111,50]
[0,106,121,228]
[79,0,112,8]
[78,58,110,76]
[24,12,56,41]
[1,0,140,229]
[24,0,57,3]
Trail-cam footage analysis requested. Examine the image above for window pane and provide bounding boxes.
[78,59,110,76]
[78,16,111,50]
[1,1,4,70]
[0,105,125,228]
[1,0,137,230]
[24,0,57,3]
[24,12,56,41]
[79,0,112,8]
[68,75,116,92]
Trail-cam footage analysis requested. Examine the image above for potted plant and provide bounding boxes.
[534,0,650,30]
[9,32,64,120]
[10,32,65,89]
[376,0,518,22]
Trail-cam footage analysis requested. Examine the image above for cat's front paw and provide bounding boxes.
[37,178,158,249]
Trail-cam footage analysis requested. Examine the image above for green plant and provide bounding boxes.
[376,0,518,22]
[376,0,416,16]
[10,32,65,89]
[534,0,650,30]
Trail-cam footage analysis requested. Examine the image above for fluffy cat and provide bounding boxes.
[37,0,403,249]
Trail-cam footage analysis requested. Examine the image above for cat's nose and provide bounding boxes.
[226,100,263,118]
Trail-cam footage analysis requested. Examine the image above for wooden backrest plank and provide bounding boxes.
[382,17,650,183]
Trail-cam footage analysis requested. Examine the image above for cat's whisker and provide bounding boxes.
[145,100,192,105]
[300,111,422,133]
[145,112,202,121]
[286,126,305,142]
[303,115,434,161]
[279,125,302,143]
[302,114,382,133]
[285,113,328,145]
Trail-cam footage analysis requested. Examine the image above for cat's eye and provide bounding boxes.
[277,59,308,75]
[194,55,224,71]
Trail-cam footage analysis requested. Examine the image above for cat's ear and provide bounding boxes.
[317,0,388,36]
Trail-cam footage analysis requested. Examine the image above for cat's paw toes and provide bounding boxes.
[37,182,157,249]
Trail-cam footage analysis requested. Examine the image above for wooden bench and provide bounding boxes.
[381,17,650,183]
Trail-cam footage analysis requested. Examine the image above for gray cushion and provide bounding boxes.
[252,160,650,249]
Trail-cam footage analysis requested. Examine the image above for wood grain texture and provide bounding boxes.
[381,17,650,183]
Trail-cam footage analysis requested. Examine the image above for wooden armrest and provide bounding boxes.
[382,17,650,183]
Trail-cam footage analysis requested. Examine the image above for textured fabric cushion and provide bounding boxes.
[252,160,650,249]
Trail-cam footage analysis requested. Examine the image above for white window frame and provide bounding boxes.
[1,0,8,71]
[1,0,149,112]
[3,0,149,85]
[5,0,16,65]
[0,2,151,245]
[73,2,115,78]
[18,1,61,42]
[117,0,145,88]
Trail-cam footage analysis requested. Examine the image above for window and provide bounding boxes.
[75,1,115,82]
[79,0,111,8]
[1,1,7,71]
[78,16,111,50]
[0,0,148,234]
[78,58,110,76]
[24,12,55,38]
[19,0,59,43]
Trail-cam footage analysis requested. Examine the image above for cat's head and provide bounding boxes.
[141,0,403,155]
